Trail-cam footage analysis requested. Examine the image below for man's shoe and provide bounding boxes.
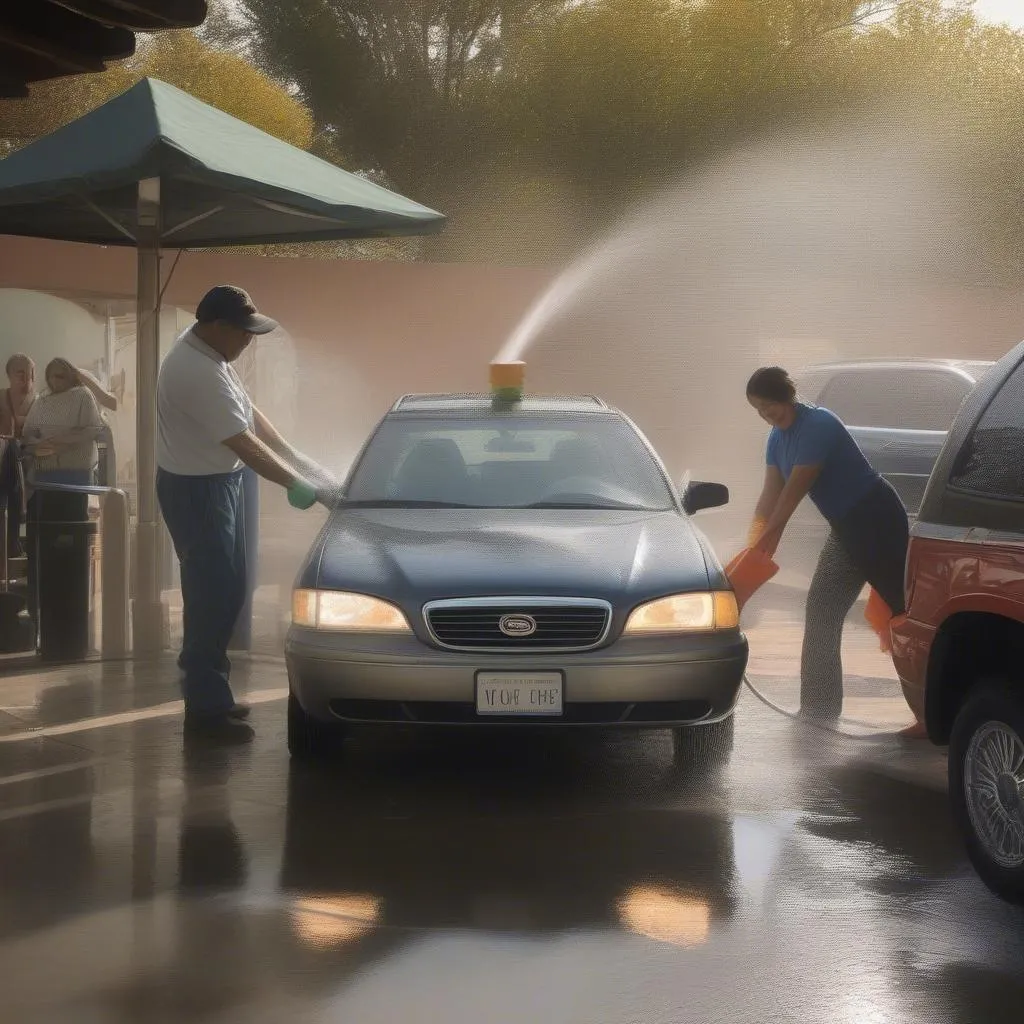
[227,703,251,721]
[183,713,254,744]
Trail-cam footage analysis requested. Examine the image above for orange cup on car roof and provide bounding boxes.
[489,361,525,403]
[725,547,779,611]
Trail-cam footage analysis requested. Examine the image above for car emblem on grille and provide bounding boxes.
[498,614,537,637]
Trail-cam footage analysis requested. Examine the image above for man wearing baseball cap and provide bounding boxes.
[157,285,337,743]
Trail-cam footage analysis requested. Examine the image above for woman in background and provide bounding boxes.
[22,357,104,486]
[0,354,35,558]
[744,366,921,735]
[0,353,36,440]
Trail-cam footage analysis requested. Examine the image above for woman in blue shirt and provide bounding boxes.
[745,366,911,725]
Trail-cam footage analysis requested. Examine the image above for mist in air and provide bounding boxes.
[256,109,1002,633]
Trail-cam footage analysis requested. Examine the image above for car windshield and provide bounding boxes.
[342,413,676,511]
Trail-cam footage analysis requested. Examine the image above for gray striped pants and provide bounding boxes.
[800,532,867,720]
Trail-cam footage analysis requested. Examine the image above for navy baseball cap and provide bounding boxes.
[196,285,279,335]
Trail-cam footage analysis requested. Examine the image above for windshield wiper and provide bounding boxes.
[519,500,653,511]
[340,499,482,509]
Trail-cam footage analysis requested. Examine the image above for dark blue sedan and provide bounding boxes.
[285,393,748,763]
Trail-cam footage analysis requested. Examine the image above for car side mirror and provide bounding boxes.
[682,480,729,515]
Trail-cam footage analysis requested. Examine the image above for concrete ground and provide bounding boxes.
[1,641,1021,1024]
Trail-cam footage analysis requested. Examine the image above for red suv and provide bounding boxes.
[892,340,1024,903]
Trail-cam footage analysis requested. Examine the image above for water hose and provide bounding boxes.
[741,672,908,738]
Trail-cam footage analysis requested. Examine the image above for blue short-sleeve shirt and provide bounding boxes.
[766,404,878,522]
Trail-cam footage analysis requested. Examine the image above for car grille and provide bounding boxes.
[424,600,611,652]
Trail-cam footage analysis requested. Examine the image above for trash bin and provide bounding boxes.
[30,489,97,662]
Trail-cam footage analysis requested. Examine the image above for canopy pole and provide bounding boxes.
[133,177,164,654]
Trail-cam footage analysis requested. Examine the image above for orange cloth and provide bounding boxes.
[725,547,779,611]
[865,588,900,653]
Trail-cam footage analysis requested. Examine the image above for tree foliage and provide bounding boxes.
[5,0,1023,270]
[0,28,313,155]
[230,0,1024,267]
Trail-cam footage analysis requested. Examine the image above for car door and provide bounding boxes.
[817,368,976,515]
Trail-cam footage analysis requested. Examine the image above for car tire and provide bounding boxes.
[948,680,1024,905]
[287,692,347,761]
[672,714,735,770]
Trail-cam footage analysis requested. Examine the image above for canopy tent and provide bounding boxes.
[1,1,208,98]
[0,77,446,652]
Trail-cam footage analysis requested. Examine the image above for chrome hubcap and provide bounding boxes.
[964,721,1024,869]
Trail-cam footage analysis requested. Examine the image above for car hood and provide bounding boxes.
[306,508,715,609]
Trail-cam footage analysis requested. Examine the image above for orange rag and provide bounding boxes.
[725,547,779,611]
[865,588,901,654]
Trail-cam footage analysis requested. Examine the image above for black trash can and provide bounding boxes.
[28,489,97,662]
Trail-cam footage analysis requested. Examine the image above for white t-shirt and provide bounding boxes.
[23,386,103,472]
[157,328,254,476]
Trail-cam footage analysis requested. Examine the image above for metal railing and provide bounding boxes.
[12,482,131,659]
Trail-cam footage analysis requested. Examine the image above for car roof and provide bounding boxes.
[797,358,995,379]
[388,393,616,416]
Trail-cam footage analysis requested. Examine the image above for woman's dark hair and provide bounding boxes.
[746,366,797,404]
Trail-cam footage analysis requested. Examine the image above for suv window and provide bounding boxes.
[818,368,972,431]
[949,360,1024,500]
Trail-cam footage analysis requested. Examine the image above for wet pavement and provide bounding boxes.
[1,655,1023,1023]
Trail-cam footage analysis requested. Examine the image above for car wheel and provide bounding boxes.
[672,714,735,770]
[949,681,1024,904]
[287,692,347,761]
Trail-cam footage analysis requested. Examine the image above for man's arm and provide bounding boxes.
[252,407,336,487]
[222,430,307,490]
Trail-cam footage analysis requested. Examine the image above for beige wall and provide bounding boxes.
[3,233,1023,531]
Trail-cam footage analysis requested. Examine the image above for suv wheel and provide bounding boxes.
[287,692,347,761]
[672,715,735,770]
[949,682,1024,904]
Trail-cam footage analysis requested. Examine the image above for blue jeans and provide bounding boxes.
[157,468,247,717]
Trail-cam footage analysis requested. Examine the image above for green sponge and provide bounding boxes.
[287,480,318,510]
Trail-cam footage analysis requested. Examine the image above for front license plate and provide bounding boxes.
[476,672,564,716]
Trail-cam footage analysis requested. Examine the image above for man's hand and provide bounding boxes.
[306,464,340,491]
[315,484,344,509]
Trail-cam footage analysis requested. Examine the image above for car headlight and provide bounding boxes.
[623,592,739,634]
[292,589,412,632]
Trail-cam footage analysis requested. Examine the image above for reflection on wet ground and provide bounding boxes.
[0,656,1021,1023]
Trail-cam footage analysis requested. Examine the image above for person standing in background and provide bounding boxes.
[0,354,36,440]
[21,357,103,486]
[157,285,339,745]
[0,354,35,557]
